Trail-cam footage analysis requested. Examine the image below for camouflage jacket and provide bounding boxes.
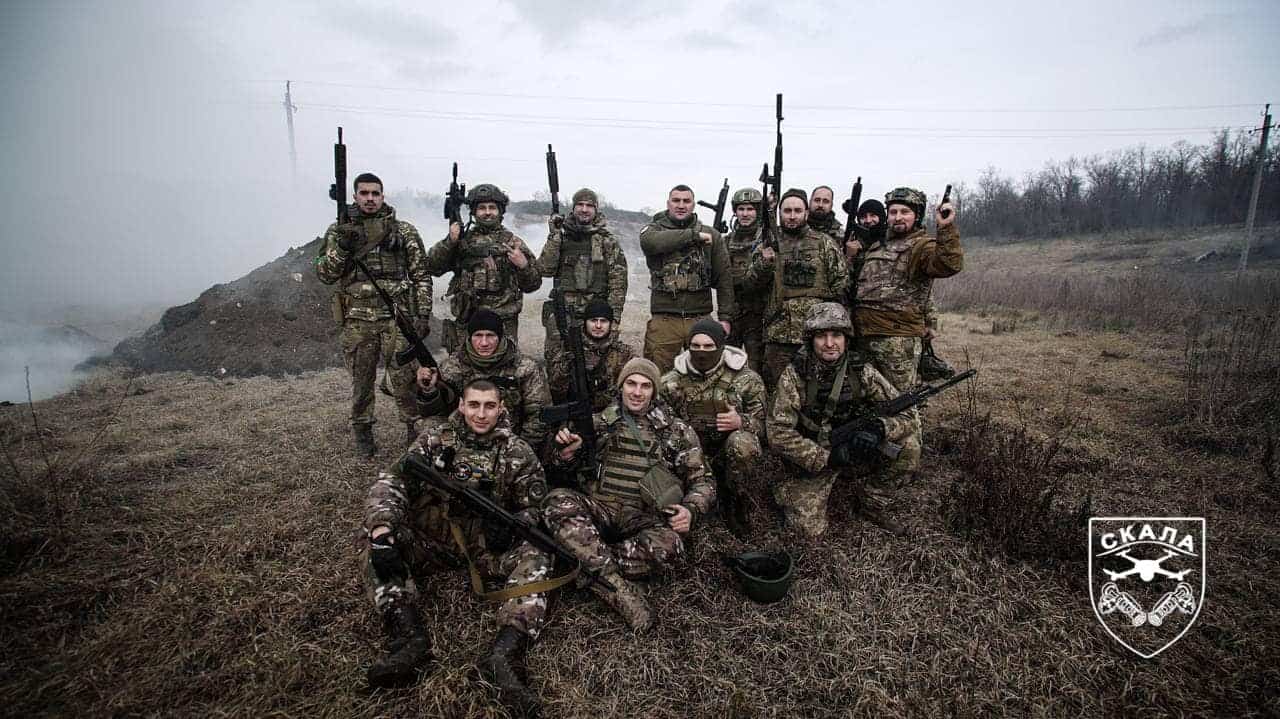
[807,213,844,248]
[536,213,628,326]
[725,222,766,315]
[851,224,962,337]
[767,346,914,474]
[658,346,766,449]
[640,211,735,318]
[424,224,542,322]
[417,339,551,451]
[314,204,432,321]
[364,411,548,534]
[745,227,849,345]
[547,335,636,412]
[558,399,715,520]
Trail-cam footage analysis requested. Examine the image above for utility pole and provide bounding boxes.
[284,80,298,184]
[1239,103,1273,275]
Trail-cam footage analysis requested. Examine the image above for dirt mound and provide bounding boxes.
[105,238,439,378]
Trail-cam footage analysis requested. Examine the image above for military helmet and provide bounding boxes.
[732,187,763,207]
[804,302,853,336]
[885,187,926,228]
[466,183,509,212]
[725,550,794,603]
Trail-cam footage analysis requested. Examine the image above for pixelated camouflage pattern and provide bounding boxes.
[744,227,848,345]
[658,346,765,452]
[851,224,962,337]
[423,224,541,324]
[807,212,845,248]
[884,187,927,212]
[536,212,628,330]
[856,335,923,480]
[362,412,553,637]
[543,488,686,578]
[340,318,420,426]
[804,301,854,335]
[547,335,636,412]
[418,339,551,451]
[315,204,433,322]
[726,222,766,373]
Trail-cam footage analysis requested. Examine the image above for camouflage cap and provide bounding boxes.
[732,187,763,207]
[466,183,509,210]
[571,188,599,207]
[803,302,853,336]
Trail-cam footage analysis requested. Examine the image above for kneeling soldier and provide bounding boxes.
[767,303,914,537]
[659,318,766,537]
[544,358,714,631]
[362,379,552,713]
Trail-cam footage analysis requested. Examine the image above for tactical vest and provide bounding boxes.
[774,231,838,302]
[595,415,659,512]
[652,221,711,295]
[726,226,761,288]
[795,356,864,446]
[447,229,514,318]
[856,230,933,316]
[555,232,609,296]
[340,213,412,320]
[439,425,505,494]
[677,368,739,447]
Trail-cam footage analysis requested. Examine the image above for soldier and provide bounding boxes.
[767,303,914,537]
[362,379,553,713]
[416,309,551,453]
[536,187,628,367]
[807,185,844,247]
[544,358,714,631]
[546,299,635,412]
[658,318,765,537]
[315,172,433,457]
[846,187,962,483]
[640,184,736,373]
[724,187,767,375]
[424,183,541,353]
[745,188,849,387]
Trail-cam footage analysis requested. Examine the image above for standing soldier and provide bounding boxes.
[316,172,433,457]
[658,319,765,537]
[640,184,736,373]
[544,358,714,631]
[362,379,552,714]
[745,188,849,387]
[807,185,844,247]
[425,183,541,353]
[767,303,915,537]
[724,187,767,375]
[536,187,628,367]
[547,300,635,412]
[847,187,962,483]
[415,309,551,453]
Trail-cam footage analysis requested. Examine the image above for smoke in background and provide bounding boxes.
[0,321,111,403]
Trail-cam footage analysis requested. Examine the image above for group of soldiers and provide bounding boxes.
[315,172,962,714]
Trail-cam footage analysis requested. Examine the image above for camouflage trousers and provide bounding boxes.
[363,504,553,638]
[341,318,420,427]
[772,465,893,537]
[699,430,761,500]
[442,316,521,356]
[644,314,703,375]
[762,342,802,389]
[543,489,685,578]
[727,308,765,376]
[856,335,922,478]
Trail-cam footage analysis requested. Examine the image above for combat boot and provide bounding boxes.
[353,424,377,459]
[367,603,436,689]
[477,626,540,717]
[592,572,654,633]
[405,420,419,448]
[859,507,909,538]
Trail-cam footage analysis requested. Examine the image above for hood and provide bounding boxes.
[672,345,748,375]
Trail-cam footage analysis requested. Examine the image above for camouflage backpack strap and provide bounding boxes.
[797,355,849,444]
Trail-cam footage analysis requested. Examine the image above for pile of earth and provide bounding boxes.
[103,238,440,378]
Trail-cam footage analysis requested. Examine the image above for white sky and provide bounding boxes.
[1,0,1277,310]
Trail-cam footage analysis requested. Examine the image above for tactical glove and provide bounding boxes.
[370,533,408,583]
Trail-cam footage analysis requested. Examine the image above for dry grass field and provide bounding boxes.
[2,226,1278,717]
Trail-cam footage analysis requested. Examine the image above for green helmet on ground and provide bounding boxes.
[725,550,794,603]
[732,187,763,208]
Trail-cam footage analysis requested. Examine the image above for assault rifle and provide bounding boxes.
[400,452,613,593]
[765,93,783,202]
[841,176,863,246]
[830,368,976,459]
[939,184,953,220]
[759,163,777,250]
[546,144,560,216]
[444,162,468,231]
[328,127,347,223]
[539,289,597,471]
[697,178,729,234]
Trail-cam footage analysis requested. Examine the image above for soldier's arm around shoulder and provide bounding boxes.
[314,222,350,285]
[767,365,828,473]
[639,222,696,257]
[914,223,963,279]
[513,236,543,292]
[671,418,715,518]
[860,364,914,443]
[401,222,433,316]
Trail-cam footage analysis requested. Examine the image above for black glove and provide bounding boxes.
[369,533,407,583]
[336,223,362,252]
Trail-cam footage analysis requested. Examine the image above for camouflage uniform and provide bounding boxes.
[544,399,714,579]
[315,203,432,428]
[417,339,551,452]
[745,226,849,387]
[807,212,844,249]
[658,346,765,531]
[424,221,541,354]
[766,304,914,537]
[362,412,552,638]
[725,219,766,374]
[640,210,736,373]
[536,211,628,366]
[547,335,636,412]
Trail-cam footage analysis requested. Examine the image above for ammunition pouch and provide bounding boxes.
[782,258,817,288]
[639,464,684,512]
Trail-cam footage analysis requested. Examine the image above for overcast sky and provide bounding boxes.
[1,0,1277,313]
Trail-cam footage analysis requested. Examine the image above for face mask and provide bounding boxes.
[689,348,722,374]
